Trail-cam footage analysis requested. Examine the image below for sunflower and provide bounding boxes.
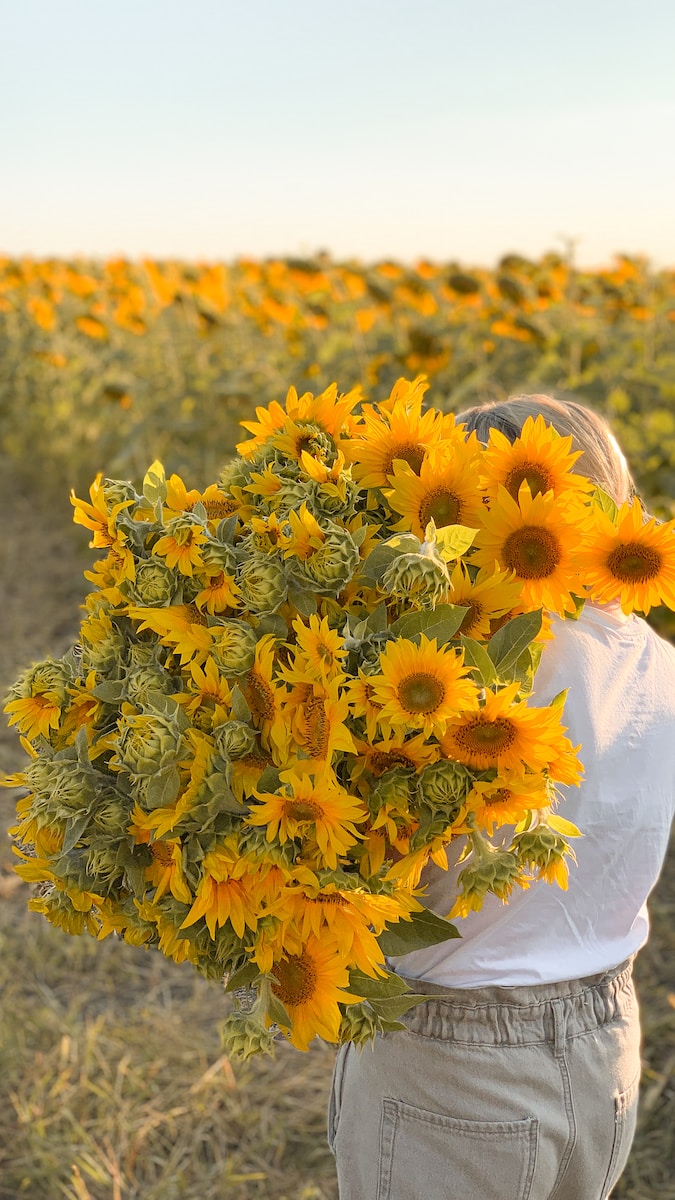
[194,570,240,614]
[347,672,386,742]
[286,676,356,762]
[4,693,62,741]
[383,442,486,539]
[270,932,364,1051]
[343,383,445,488]
[180,845,261,939]
[279,613,347,686]
[127,604,213,664]
[284,884,417,978]
[472,485,589,616]
[466,770,550,834]
[440,682,582,778]
[447,563,523,639]
[174,656,232,725]
[350,729,440,787]
[577,498,675,614]
[246,768,366,870]
[237,383,361,458]
[368,636,479,739]
[142,838,192,905]
[152,518,208,576]
[480,415,591,502]
[243,636,290,757]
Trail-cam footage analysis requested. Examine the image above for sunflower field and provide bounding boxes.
[1,251,675,1199]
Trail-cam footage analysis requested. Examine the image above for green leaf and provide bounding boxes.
[365,602,389,634]
[377,908,460,956]
[348,968,413,999]
[256,765,281,793]
[358,544,404,585]
[142,460,167,507]
[434,523,479,561]
[350,524,369,547]
[548,687,569,712]
[230,685,252,722]
[593,486,618,523]
[143,766,181,809]
[91,680,126,704]
[287,588,317,617]
[224,961,262,993]
[388,604,466,644]
[487,610,543,675]
[254,613,289,641]
[459,635,496,687]
[365,994,430,1021]
[216,515,238,544]
[62,812,91,853]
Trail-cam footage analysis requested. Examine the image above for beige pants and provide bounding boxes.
[328,959,640,1200]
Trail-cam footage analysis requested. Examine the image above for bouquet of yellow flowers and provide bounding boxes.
[6,377,675,1057]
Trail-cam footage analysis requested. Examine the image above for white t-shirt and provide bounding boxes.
[392,602,675,986]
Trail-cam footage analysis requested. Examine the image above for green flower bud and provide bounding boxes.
[125,664,176,708]
[201,538,238,576]
[416,760,474,817]
[219,457,253,492]
[91,795,132,836]
[115,709,186,778]
[130,559,177,606]
[456,839,522,909]
[102,478,140,509]
[287,524,359,596]
[7,657,73,706]
[237,555,288,615]
[213,719,257,760]
[81,625,127,677]
[511,827,571,877]
[85,845,127,889]
[210,620,258,676]
[381,551,450,609]
[338,1003,387,1048]
[25,755,98,820]
[221,1010,276,1061]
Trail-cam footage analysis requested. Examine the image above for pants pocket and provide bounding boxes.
[327,1043,350,1155]
[601,1071,641,1199]
[377,1097,538,1200]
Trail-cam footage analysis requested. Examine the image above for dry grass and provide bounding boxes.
[1,474,673,1199]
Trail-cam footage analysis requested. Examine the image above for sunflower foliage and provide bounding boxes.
[5,376,675,1057]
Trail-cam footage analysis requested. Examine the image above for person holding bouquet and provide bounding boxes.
[328,395,675,1200]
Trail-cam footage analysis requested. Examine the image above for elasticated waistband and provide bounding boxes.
[396,958,635,1047]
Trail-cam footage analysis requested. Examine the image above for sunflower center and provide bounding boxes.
[502,525,561,579]
[486,787,512,806]
[420,489,461,529]
[369,749,416,775]
[504,462,555,499]
[458,601,483,635]
[301,694,330,758]
[455,717,517,753]
[149,841,174,867]
[245,670,275,722]
[285,799,321,822]
[272,950,318,1006]
[606,541,662,583]
[204,497,236,519]
[397,673,445,714]
[186,603,208,626]
[384,443,426,477]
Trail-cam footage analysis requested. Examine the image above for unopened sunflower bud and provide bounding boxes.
[338,1003,382,1048]
[102,478,140,509]
[416,760,474,816]
[237,555,288,615]
[114,709,186,779]
[450,838,523,917]
[512,826,573,887]
[7,658,73,707]
[381,551,450,609]
[210,620,258,676]
[213,719,257,760]
[201,539,238,576]
[125,664,176,708]
[130,559,177,606]
[25,755,98,817]
[288,525,360,595]
[221,1010,276,1061]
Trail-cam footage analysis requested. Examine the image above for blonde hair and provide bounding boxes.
[457,393,634,505]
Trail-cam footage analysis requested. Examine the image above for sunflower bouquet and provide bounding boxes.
[6,377,675,1057]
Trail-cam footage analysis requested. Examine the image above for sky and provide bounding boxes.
[1,0,675,266]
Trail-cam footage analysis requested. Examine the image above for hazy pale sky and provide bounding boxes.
[2,0,674,265]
